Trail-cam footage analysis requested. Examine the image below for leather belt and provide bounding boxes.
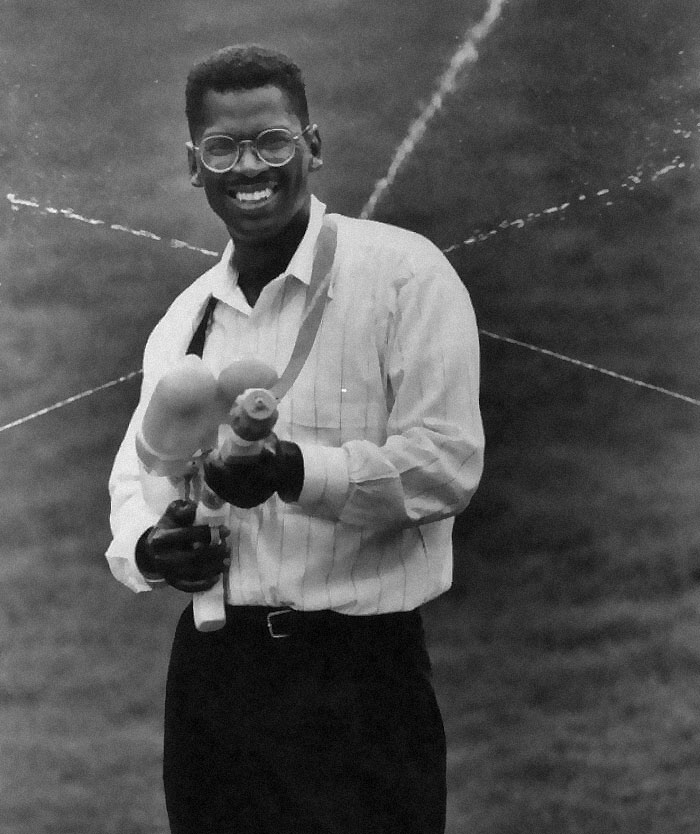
[222,605,419,641]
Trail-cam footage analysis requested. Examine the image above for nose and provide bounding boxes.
[233,142,269,176]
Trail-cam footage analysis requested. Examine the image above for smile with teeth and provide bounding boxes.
[228,183,278,205]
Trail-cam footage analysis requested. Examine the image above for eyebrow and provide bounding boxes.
[201,124,293,139]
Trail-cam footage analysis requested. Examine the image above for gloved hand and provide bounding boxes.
[135,499,230,593]
[202,434,304,509]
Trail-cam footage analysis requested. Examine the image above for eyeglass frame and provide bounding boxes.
[188,124,316,173]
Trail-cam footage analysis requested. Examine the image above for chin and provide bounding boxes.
[226,206,297,243]
[227,218,285,244]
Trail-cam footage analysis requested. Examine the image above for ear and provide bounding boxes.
[307,125,323,172]
[187,141,204,187]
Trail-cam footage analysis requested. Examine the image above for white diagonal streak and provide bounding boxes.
[359,0,508,219]
[480,331,700,407]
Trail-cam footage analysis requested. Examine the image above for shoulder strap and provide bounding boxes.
[184,216,337,398]
[186,295,218,358]
[270,217,337,401]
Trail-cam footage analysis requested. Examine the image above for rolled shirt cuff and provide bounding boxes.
[295,443,350,516]
[106,553,154,593]
[105,503,162,593]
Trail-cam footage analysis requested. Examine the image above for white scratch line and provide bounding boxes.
[359,0,508,220]
[480,330,700,407]
[442,155,694,254]
[6,153,694,266]
[5,330,696,436]
[7,132,697,263]
[3,120,699,430]
[0,370,144,434]
[6,193,220,258]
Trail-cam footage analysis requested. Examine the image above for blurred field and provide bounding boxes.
[2,0,700,831]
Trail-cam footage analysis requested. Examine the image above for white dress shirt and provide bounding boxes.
[106,196,484,614]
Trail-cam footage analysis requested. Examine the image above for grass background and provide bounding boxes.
[1,0,700,831]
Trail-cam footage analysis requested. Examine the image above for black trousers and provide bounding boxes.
[163,604,446,834]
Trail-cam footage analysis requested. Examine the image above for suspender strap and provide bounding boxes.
[184,217,338,400]
[186,295,218,358]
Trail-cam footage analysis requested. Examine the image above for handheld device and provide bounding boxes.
[136,355,279,631]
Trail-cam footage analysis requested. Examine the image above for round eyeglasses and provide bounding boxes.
[191,125,315,172]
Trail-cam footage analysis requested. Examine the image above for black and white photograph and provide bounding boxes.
[2,1,700,832]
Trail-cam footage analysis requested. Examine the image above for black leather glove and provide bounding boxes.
[135,499,230,593]
[202,434,304,509]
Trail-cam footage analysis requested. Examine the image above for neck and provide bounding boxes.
[231,205,311,288]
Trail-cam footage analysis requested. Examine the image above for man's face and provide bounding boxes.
[188,85,321,244]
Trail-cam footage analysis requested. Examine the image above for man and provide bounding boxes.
[107,44,484,834]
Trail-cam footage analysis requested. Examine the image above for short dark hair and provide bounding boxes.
[185,45,310,138]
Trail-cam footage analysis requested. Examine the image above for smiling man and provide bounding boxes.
[107,44,484,834]
[185,52,323,305]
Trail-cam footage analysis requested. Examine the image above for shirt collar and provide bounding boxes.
[206,195,327,308]
[284,195,327,286]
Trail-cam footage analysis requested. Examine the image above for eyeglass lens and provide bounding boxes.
[201,130,297,170]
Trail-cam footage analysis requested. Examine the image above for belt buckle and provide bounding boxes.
[267,608,292,639]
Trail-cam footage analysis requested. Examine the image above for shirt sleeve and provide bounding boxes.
[296,243,484,529]
[105,323,181,593]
